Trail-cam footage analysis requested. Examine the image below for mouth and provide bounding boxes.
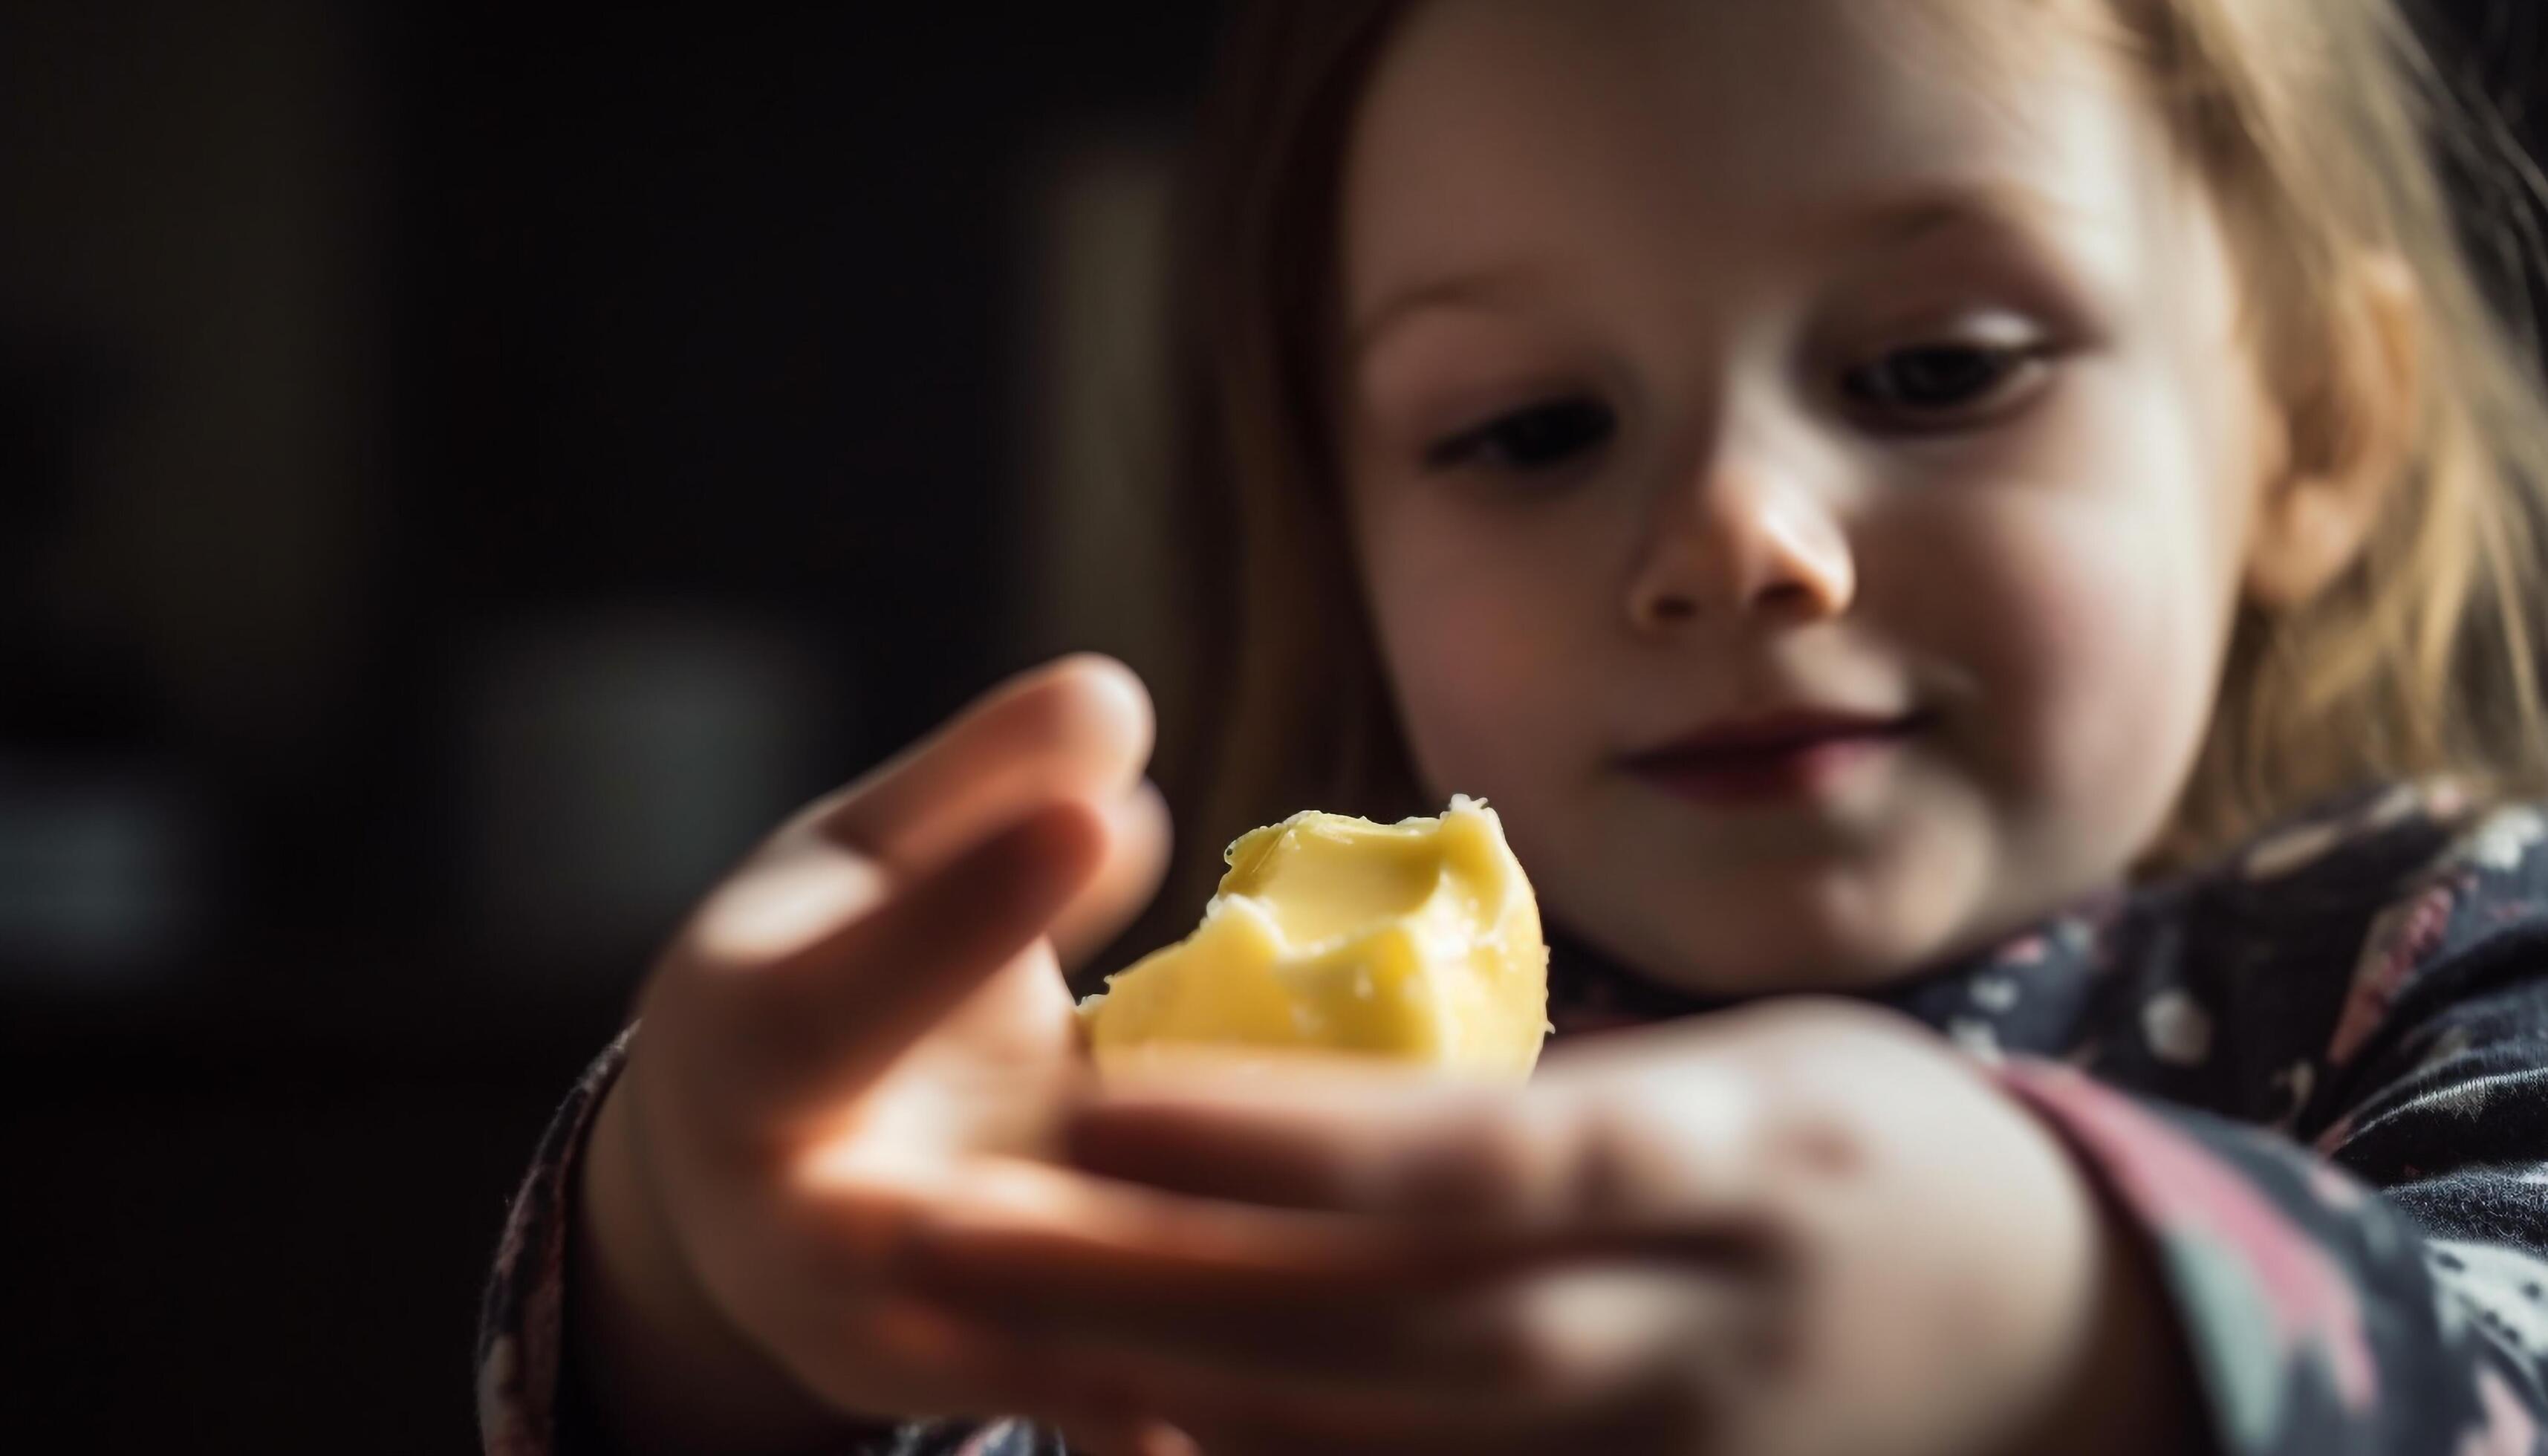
[1619,708,1934,807]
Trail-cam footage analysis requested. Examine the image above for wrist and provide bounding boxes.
[573,1077,874,1455]
[1992,1143,2211,1456]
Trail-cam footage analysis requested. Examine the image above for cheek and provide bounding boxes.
[1885,478,2235,852]
[1863,337,2261,863]
[1356,493,1605,796]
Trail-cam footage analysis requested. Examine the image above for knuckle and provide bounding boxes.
[1475,1110,1550,1190]
[1410,1105,1550,1217]
[1746,993,1908,1048]
[1469,1298,1573,1388]
[1561,1102,1655,1218]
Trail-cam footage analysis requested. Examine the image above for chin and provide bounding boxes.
[1665,909,1948,998]
[1564,845,1993,1001]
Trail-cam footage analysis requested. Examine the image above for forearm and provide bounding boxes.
[1989,1162,2211,1456]
[2000,1057,2548,1455]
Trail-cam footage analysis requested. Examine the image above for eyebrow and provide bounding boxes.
[1348,179,2075,366]
[1348,265,1552,366]
[1824,178,2077,250]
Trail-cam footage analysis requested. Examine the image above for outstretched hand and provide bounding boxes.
[576,657,1229,1454]
[906,1001,2202,1456]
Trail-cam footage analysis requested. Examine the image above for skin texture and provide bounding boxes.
[1340,0,2281,998]
[572,657,1201,1456]
[565,680,2194,1456]
[1038,1002,2200,1456]
[563,1,2417,1451]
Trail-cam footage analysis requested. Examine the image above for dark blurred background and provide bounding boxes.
[6,3,1219,1449]
[1,2,2540,1452]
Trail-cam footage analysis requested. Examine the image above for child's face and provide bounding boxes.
[1338,0,2281,995]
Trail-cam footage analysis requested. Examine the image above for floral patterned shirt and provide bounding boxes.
[481,779,2548,1454]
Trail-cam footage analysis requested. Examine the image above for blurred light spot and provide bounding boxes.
[692,849,890,968]
[0,758,201,980]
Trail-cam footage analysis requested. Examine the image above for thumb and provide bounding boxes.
[661,796,1110,1131]
[816,654,1152,878]
[1050,779,1173,972]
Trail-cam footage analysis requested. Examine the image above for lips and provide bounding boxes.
[1621,709,1931,805]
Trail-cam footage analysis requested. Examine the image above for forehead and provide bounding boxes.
[1341,0,2156,313]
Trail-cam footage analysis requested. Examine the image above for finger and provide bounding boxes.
[813,654,1152,874]
[799,1151,1437,1290]
[1049,778,1172,972]
[862,1160,1542,1386]
[1065,1062,1771,1238]
[1065,1066,1535,1216]
[1052,1267,1746,1456]
[901,1180,1781,1397]
[672,798,1108,1124]
[841,1252,1726,1455]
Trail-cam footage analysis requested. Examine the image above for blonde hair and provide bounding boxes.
[1163,0,2548,895]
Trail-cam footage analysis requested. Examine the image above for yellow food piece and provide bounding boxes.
[1078,796,1549,1076]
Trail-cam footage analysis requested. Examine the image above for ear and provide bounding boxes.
[2244,254,2422,609]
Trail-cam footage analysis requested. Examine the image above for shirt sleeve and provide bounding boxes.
[1997,897,2548,1455]
[475,1030,1074,1456]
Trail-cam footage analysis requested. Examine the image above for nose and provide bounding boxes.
[1624,441,1856,633]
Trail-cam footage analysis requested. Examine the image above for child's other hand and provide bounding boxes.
[926,1002,2200,1456]
[572,656,1200,1455]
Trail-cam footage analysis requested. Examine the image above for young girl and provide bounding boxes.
[482,1,2548,1452]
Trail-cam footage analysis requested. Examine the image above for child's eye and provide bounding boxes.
[1841,341,2051,432]
[1425,397,1616,475]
